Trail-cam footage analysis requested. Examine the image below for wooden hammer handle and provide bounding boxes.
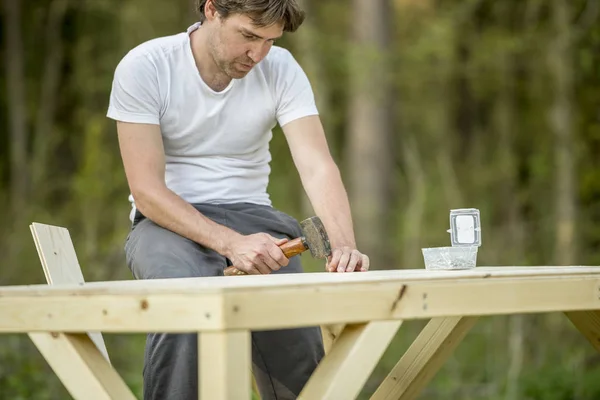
[280,237,307,258]
[223,237,306,276]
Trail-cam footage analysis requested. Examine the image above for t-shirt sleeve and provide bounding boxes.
[107,52,161,125]
[272,49,319,127]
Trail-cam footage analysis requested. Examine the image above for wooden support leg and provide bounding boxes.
[299,320,403,400]
[565,310,600,352]
[28,332,136,400]
[370,316,478,400]
[199,330,251,400]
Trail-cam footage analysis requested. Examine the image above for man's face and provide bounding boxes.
[207,13,283,79]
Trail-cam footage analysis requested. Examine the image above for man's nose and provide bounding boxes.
[247,42,271,64]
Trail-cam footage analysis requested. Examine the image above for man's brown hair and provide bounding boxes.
[195,0,305,32]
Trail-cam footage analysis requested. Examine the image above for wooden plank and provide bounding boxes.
[370,317,478,400]
[29,222,110,361]
[0,293,222,332]
[4,268,600,298]
[204,266,600,289]
[1,275,600,332]
[4,266,600,295]
[222,276,600,330]
[29,332,136,400]
[199,330,251,400]
[299,321,402,400]
[30,223,86,284]
[565,310,600,352]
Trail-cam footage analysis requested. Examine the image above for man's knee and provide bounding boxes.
[125,218,226,280]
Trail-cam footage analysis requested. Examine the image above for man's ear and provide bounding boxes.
[203,0,219,22]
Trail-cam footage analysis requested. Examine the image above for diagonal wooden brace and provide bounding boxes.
[371,316,478,400]
[299,320,403,400]
[29,332,136,400]
[565,310,600,352]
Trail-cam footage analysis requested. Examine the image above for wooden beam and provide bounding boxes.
[370,316,478,400]
[29,332,136,400]
[299,321,402,400]
[222,276,600,330]
[199,330,251,400]
[0,294,223,332]
[565,310,600,352]
[5,266,600,294]
[1,274,600,332]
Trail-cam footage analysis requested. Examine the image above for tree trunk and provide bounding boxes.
[2,0,28,212]
[32,0,70,199]
[346,0,392,268]
[548,0,575,266]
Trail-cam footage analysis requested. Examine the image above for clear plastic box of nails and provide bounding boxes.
[422,208,482,271]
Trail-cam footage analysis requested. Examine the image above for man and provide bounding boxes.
[107,0,369,398]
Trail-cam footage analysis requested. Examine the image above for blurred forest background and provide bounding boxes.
[2,0,600,398]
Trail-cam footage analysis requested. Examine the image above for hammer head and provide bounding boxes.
[299,216,331,259]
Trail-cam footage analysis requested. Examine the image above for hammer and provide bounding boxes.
[223,216,331,276]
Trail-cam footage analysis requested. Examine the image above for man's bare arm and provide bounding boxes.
[282,115,369,272]
[116,121,288,274]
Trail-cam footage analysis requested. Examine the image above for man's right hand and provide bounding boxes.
[225,233,290,274]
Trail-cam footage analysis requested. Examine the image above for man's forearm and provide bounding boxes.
[132,185,241,256]
[301,161,357,249]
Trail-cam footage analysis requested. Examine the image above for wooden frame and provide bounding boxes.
[3,223,600,399]
[27,222,136,399]
[4,270,598,332]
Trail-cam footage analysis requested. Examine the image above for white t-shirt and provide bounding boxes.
[107,22,318,221]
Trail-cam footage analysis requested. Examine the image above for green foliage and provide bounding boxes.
[521,362,600,400]
[0,335,69,400]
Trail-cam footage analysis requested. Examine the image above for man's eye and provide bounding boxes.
[243,34,255,40]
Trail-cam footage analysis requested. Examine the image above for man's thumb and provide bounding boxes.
[270,236,289,246]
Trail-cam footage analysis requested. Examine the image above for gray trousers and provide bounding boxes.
[124,203,325,400]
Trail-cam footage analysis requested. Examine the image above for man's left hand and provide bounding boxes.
[326,246,370,273]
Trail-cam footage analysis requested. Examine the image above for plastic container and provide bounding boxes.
[421,208,482,271]
[448,208,482,247]
[422,246,478,270]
